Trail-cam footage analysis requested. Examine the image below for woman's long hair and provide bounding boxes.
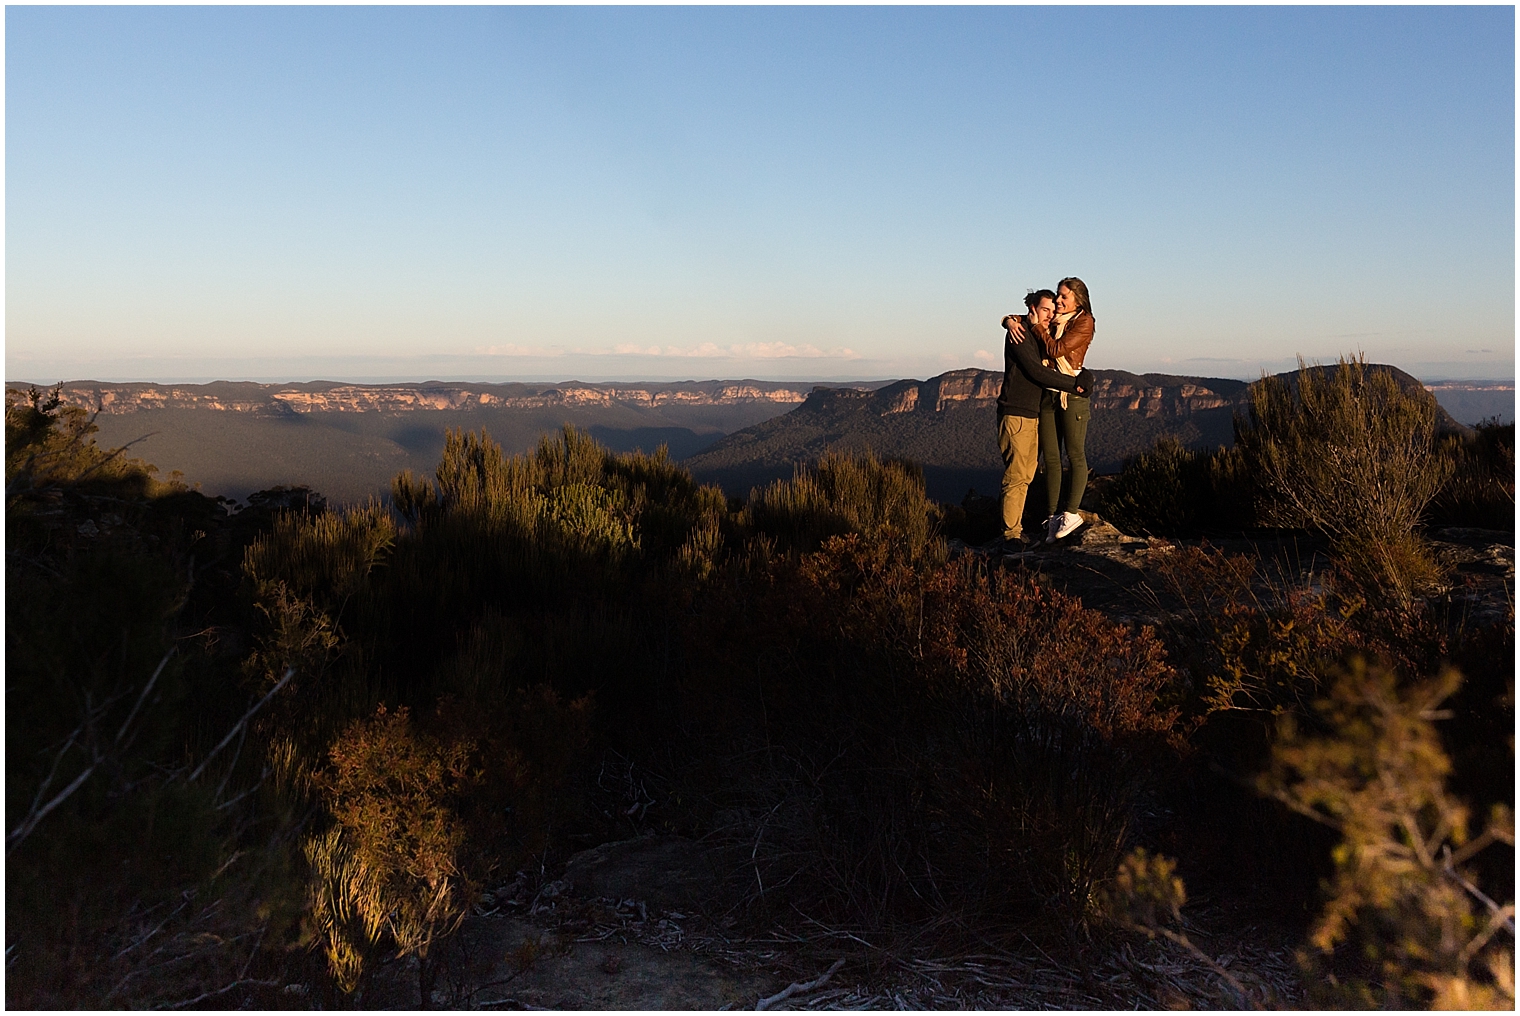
[1058,277,1093,318]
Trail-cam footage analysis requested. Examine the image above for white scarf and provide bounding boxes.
[1048,311,1079,408]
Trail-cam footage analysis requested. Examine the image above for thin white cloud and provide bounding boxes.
[475,343,557,356]
[592,341,861,360]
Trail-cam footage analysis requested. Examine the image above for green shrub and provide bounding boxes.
[1429,420,1515,532]
[1098,437,1254,536]
[744,450,937,556]
[1262,659,1515,1009]
[1236,357,1452,604]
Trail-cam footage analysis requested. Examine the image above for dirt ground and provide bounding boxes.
[339,832,1306,1010]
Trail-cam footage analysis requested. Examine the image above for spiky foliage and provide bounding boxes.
[1429,421,1515,532]
[1263,659,1515,1008]
[744,449,937,556]
[1146,544,1365,718]
[1097,437,1254,537]
[306,705,477,1000]
[1237,357,1451,603]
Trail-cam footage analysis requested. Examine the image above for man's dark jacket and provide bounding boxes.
[997,319,1085,417]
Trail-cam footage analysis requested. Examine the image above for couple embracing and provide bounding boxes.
[994,277,1096,547]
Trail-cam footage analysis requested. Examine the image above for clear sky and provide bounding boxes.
[6,5,1515,384]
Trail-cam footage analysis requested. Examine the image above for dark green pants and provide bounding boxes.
[1039,390,1090,515]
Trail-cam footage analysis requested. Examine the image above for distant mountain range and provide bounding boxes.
[18,379,826,505]
[7,366,1484,506]
[683,365,1468,501]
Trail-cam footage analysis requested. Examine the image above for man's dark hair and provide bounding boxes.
[1024,289,1057,310]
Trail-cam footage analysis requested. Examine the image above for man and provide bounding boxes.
[995,291,1093,546]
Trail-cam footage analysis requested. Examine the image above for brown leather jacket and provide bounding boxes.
[1032,309,1095,371]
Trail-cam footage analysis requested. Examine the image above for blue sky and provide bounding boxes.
[6,5,1515,383]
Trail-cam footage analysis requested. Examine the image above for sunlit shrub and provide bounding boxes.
[1262,659,1515,1009]
[1237,357,1452,604]
[744,450,937,556]
[307,704,477,1000]
[243,504,396,614]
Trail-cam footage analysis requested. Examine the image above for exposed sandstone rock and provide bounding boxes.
[26,380,811,415]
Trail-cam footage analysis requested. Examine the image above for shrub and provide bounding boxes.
[1098,437,1254,536]
[676,535,1184,934]
[1428,420,1515,532]
[5,386,178,496]
[307,705,478,1001]
[744,450,937,556]
[1145,544,1364,718]
[5,399,302,1009]
[1236,357,1452,604]
[1261,659,1515,1009]
[243,504,396,615]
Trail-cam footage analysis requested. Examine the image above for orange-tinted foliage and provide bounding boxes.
[792,534,1180,740]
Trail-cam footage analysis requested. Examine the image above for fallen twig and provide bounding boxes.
[154,977,279,1010]
[757,957,846,1010]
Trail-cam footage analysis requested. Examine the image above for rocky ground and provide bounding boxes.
[349,834,1305,1010]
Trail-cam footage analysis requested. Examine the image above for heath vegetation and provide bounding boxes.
[6,367,1512,1009]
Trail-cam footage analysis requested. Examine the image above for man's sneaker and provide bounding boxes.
[1051,511,1085,541]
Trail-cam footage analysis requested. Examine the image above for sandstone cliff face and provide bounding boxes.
[29,381,810,415]
[830,369,1247,419]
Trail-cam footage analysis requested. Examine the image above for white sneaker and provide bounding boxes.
[1042,514,1060,543]
[1052,511,1085,541]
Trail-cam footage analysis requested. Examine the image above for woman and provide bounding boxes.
[1010,277,1096,542]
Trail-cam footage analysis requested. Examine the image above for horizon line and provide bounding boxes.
[7,368,1516,389]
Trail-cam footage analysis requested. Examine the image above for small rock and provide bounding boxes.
[76,520,99,537]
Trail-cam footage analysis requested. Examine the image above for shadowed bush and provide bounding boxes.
[1428,420,1515,533]
[1098,437,1254,537]
[671,534,1184,935]
[6,389,304,1009]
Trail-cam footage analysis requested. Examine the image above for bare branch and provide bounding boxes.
[187,668,295,783]
[8,756,99,852]
[116,648,176,744]
[1441,845,1515,935]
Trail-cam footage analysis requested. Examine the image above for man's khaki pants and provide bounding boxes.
[998,413,1040,540]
